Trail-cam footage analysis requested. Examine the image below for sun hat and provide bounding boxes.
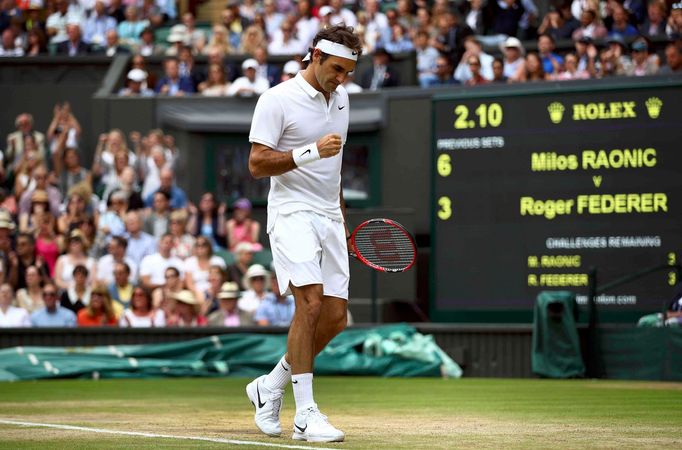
[243,264,270,290]
[217,281,241,299]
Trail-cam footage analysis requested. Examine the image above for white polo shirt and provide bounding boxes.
[249,72,350,232]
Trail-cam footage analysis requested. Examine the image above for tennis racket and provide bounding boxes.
[348,218,416,273]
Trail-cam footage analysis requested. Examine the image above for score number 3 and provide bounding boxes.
[438,196,452,220]
[454,103,503,129]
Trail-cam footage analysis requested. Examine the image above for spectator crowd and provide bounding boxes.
[0,107,298,328]
[1,0,680,93]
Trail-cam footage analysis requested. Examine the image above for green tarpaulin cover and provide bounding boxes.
[532,291,585,378]
[0,324,462,381]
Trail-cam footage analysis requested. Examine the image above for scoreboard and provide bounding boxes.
[431,82,682,321]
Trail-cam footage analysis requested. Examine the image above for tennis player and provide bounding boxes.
[245,25,362,443]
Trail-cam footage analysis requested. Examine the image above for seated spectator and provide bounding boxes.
[5,112,47,177]
[198,63,231,97]
[519,52,548,82]
[491,57,509,83]
[360,48,400,90]
[263,0,285,37]
[572,9,608,41]
[184,236,227,300]
[623,38,659,76]
[77,283,118,326]
[46,0,82,45]
[227,58,270,97]
[53,143,91,198]
[169,210,195,259]
[640,0,668,38]
[455,36,494,84]
[414,30,439,87]
[167,289,206,327]
[486,0,525,38]
[35,213,60,278]
[16,265,44,313]
[18,189,48,234]
[427,55,460,87]
[459,0,486,35]
[239,263,270,316]
[219,5,246,50]
[140,0,164,28]
[25,28,48,56]
[54,231,96,291]
[501,37,526,82]
[328,0,356,27]
[181,12,206,53]
[144,167,187,210]
[95,29,130,57]
[268,20,304,55]
[0,28,24,56]
[8,233,48,290]
[13,146,45,203]
[97,190,128,245]
[254,271,294,326]
[151,266,183,309]
[83,0,117,47]
[226,198,261,251]
[187,192,226,250]
[97,236,137,285]
[553,52,591,80]
[252,46,281,87]
[119,286,165,327]
[139,233,184,290]
[143,191,170,240]
[538,5,580,40]
[137,26,163,56]
[659,41,682,73]
[57,191,90,237]
[59,264,91,314]
[30,282,76,327]
[537,34,564,75]
[608,4,639,38]
[239,24,267,56]
[201,264,225,316]
[280,60,301,83]
[464,55,489,86]
[207,281,253,326]
[155,57,195,96]
[669,3,682,39]
[178,45,204,91]
[0,283,30,327]
[294,0,318,50]
[205,24,234,56]
[342,73,363,93]
[123,211,156,263]
[56,23,90,55]
[108,262,134,309]
[384,23,414,54]
[117,5,148,47]
[226,242,254,290]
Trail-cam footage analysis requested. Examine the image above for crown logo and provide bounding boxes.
[547,102,565,124]
[645,97,662,119]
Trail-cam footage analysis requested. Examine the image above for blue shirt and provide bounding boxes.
[254,294,295,326]
[31,306,77,327]
[542,53,564,74]
[124,231,157,263]
[144,186,188,210]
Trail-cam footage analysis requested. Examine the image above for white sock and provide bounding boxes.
[263,355,291,391]
[292,373,315,412]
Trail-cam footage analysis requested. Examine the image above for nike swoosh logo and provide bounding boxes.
[294,422,307,433]
[292,380,298,384]
[301,149,311,156]
[351,51,358,55]
[256,385,266,408]
[281,362,289,371]
[338,105,345,110]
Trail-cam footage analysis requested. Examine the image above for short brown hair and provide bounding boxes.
[311,25,363,62]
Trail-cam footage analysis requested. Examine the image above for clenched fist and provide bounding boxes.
[316,134,342,159]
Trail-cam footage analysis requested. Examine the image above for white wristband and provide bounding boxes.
[292,143,320,167]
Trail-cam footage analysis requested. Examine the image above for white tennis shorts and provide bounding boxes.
[269,210,350,300]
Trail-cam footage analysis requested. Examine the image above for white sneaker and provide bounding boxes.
[292,405,345,443]
[246,375,284,437]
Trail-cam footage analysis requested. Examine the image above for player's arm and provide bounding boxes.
[340,183,351,240]
[248,134,343,179]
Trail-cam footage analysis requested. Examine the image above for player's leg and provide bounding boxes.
[313,296,347,355]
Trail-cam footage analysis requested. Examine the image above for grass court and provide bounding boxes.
[0,377,681,449]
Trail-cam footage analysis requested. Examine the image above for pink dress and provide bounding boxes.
[36,237,60,277]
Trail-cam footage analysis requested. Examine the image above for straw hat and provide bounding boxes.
[243,264,270,290]
[217,282,241,300]
[172,289,201,306]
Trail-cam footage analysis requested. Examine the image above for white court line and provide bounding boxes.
[0,419,337,449]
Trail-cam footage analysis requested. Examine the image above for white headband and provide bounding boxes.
[302,39,359,62]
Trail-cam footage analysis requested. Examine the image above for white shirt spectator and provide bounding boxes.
[330,9,357,28]
[295,16,319,48]
[97,254,139,284]
[0,305,31,327]
[139,253,185,286]
[47,11,84,44]
[455,52,495,82]
[0,47,24,57]
[183,255,226,294]
[119,308,166,327]
[268,34,305,55]
[227,75,270,97]
[238,290,267,314]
